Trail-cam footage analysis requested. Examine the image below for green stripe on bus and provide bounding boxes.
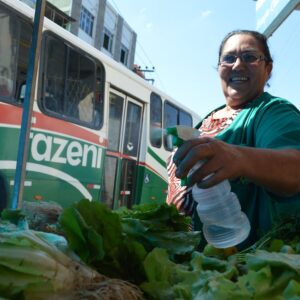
[147,147,167,168]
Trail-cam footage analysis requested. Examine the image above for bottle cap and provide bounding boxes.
[166,126,201,186]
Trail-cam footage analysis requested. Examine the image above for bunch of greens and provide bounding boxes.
[0,208,145,300]
[58,200,300,299]
[3,199,300,300]
[140,247,300,299]
[117,202,199,258]
[0,219,103,299]
[58,200,201,284]
[138,214,300,300]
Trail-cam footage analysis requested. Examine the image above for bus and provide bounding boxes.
[0,0,201,210]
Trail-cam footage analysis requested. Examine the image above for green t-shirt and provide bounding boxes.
[196,92,300,248]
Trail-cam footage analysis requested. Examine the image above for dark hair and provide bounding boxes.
[218,30,273,65]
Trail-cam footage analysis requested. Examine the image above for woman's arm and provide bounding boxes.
[173,137,300,197]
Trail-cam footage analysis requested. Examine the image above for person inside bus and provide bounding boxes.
[167,29,300,249]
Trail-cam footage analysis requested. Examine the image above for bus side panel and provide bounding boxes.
[135,163,168,205]
[25,111,105,207]
[0,103,105,208]
[134,146,168,205]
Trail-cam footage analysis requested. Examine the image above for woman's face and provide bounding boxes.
[218,34,272,108]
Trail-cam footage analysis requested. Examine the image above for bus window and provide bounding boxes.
[163,101,192,151]
[164,102,178,151]
[43,36,65,114]
[41,33,105,129]
[0,5,31,103]
[67,49,94,121]
[123,102,142,157]
[108,92,124,151]
[179,110,192,127]
[0,67,11,99]
[150,93,162,148]
[16,19,32,103]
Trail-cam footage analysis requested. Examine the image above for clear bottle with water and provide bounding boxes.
[190,162,251,248]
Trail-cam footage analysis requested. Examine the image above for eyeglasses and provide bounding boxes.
[219,53,266,66]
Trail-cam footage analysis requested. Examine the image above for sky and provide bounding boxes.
[109,0,300,118]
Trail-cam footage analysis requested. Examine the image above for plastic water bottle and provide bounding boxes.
[190,162,251,248]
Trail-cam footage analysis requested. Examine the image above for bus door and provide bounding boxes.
[104,89,143,209]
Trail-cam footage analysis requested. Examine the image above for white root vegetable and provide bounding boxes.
[0,229,105,297]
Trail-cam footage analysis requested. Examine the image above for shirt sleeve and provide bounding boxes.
[255,99,300,150]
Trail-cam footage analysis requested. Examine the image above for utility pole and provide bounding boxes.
[133,65,155,84]
[11,0,46,209]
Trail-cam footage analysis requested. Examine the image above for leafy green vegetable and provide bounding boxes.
[282,280,300,299]
[59,206,105,263]
[5,200,299,300]
[140,249,238,300]
[0,226,102,299]
[118,202,200,257]
[117,202,191,232]
[246,250,300,275]
[1,209,26,225]
[59,200,147,281]
[59,200,200,284]
[121,219,200,256]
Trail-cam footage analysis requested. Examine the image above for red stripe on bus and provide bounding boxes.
[105,152,165,179]
[106,151,135,160]
[138,161,163,177]
[32,112,108,147]
[0,103,22,124]
[0,103,107,147]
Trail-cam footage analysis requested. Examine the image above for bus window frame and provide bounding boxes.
[38,30,106,130]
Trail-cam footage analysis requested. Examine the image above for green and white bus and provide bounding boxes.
[0,0,200,210]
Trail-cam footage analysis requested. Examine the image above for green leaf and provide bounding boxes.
[118,203,191,232]
[60,204,106,264]
[195,275,252,300]
[58,207,90,262]
[1,209,26,226]
[283,280,300,300]
[74,200,123,252]
[141,248,193,299]
[117,240,148,283]
[141,249,238,300]
[268,239,285,252]
[247,250,300,275]
[121,217,200,255]
[0,265,51,297]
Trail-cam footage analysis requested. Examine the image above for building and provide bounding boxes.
[20,0,137,70]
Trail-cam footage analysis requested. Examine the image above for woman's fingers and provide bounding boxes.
[173,137,245,186]
[174,137,220,178]
[173,136,215,165]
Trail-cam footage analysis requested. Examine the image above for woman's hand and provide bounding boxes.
[173,137,245,188]
[173,137,300,196]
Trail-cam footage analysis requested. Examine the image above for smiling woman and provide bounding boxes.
[167,29,300,250]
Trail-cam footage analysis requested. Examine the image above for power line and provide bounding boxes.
[135,41,165,89]
[109,0,165,89]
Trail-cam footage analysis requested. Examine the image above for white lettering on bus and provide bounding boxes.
[52,137,67,164]
[30,133,102,168]
[82,144,97,167]
[67,141,82,166]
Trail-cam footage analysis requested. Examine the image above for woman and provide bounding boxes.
[167,30,300,249]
